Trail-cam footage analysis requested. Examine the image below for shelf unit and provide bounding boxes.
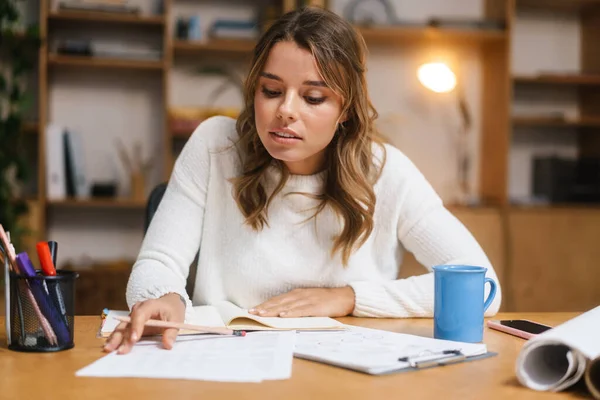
[26,0,172,255]
[512,116,600,128]
[513,74,600,86]
[47,10,166,26]
[47,53,165,70]
[173,39,257,54]
[506,0,600,206]
[356,25,506,45]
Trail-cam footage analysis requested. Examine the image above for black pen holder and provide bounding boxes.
[8,269,79,352]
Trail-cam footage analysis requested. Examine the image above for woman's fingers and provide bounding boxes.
[162,327,178,349]
[249,290,303,316]
[103,322,128,352]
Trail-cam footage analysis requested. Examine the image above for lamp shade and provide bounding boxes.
[417,62,457,93]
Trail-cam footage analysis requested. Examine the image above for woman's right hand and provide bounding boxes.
[103,292,186,355]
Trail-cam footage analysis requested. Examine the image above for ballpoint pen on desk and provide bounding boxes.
[398,349,466,369]
[15,252,71,345]
[112,315,247,337]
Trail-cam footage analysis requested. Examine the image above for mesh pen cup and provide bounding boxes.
[8,270,78,352]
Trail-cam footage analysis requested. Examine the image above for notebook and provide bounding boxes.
[294,325,495,375]
[100,300,344,338]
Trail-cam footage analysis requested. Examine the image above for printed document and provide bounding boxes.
[77,331,296,382]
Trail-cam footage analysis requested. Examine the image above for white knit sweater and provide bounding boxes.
[126,116,501,321]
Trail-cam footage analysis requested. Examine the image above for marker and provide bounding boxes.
[37,242,57,276]
[47,241,58,267]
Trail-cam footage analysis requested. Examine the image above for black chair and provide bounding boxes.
[144,182,167,234]
[144,182,198,298]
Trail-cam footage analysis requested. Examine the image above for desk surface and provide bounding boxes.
[0,313,585,400]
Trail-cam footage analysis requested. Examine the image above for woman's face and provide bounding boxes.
[254,41,345,175]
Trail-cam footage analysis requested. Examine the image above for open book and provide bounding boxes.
[100,301,344,338]
[516,305,600,399]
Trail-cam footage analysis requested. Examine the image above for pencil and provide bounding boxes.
[113,316,246,337]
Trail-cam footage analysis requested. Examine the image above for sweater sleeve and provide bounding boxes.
[126,119,214,322]
[348,157,502,318]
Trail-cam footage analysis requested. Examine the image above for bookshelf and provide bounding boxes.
[513,74,600,86]
[47,54,165,70]
[357,25,507,45]
[512,116,600,128]
[47,199,147,209]
[173,39,256,54]
[47,10,166,25]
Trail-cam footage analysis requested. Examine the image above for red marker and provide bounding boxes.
[36,242,57,276]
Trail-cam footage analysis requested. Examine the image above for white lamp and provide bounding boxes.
[417,62,457,94]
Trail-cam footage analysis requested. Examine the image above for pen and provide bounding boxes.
[36,242,68,322]
[398,349,465,368]
[47,241,58,267]
[112,315,247,337]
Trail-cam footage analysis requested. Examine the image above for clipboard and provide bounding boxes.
[294,325,496,375]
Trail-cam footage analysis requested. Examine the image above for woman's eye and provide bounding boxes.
[305,96,326,105]
[261,87,280,98]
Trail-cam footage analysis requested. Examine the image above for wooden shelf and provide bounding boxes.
[356,25,506,45]
[513,116,600,128]
[510,203,600,210]
[517,0,600,12]
[47,54,164,71]
[173,39,256,54]
[48,11,165,26]
[514,74,600,86]
[47,198,147,209]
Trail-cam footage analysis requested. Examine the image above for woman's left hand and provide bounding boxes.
[248,287,355,318]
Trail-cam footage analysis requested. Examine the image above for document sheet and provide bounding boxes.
[77,331,296,382]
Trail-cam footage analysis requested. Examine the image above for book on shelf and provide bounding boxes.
[58,0,140,14]
[45,125,89,200]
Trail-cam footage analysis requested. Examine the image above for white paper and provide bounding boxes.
[76,331,296,382]
[189,305,226,327]
[516,306,600,395]
[100,311,130,336]
[294,325,487,375]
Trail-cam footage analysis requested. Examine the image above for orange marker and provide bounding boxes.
[36,242,57,276]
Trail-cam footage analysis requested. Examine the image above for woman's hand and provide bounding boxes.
[103,293,186,355]
[248,287,355,318]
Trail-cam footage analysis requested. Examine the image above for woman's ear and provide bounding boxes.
[339,109,349,124]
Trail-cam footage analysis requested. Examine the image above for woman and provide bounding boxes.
[105,6,501,354]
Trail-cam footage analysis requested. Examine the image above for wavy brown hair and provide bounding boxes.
[232,6,385,265]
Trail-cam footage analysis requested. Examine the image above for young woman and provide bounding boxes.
[105,6,501,354]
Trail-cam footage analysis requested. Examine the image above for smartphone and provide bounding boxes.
[487,319,552,339]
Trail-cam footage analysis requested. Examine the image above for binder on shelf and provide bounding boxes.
[45,124,67,201]
[63,130,89,199]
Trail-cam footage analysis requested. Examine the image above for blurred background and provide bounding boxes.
[1,0,599,315]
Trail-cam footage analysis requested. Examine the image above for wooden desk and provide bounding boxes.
[0,313,585,400]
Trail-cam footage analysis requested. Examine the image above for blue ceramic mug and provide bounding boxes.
[433,265,497,343]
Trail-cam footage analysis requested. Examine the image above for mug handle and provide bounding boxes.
[483,278,497,312]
